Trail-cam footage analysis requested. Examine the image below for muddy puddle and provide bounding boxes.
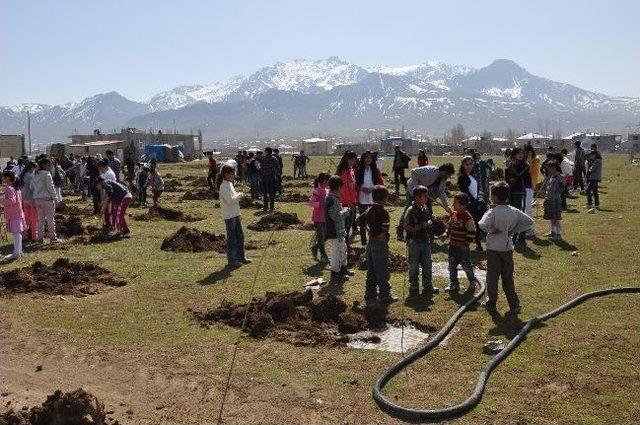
[347,324,430,353]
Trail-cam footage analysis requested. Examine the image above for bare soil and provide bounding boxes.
[163,179,183,192]
[0,389,107,425]
[134,206,202,222]
[277,192,309,203]
[247,212,312,231]
[0,258,126,297]
[347,247,409,273]
[55,215,85,238]
[191,290,426,347]
[181,188,213,201]
[161,227,226,253]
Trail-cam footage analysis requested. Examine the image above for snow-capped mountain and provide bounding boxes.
[2,57,638,143]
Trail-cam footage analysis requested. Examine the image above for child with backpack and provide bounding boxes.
[1,170,27,260]
[309,173,330,262]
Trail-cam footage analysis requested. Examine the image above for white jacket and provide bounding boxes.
[31,170,57,201]
[219,180,242,219]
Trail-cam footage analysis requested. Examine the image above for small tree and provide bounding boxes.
[451,123,465,145]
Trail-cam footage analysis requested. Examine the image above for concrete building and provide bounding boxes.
[380,136,418,155]
[65,140,133,159]
[69,128,202,159]
[300,137,332,155]
[0,134,26,158]
[516,132,550,147]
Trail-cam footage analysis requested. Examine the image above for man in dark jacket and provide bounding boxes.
[392,145,411,193]
[257,147,281,211]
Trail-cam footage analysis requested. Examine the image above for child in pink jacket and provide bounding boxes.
[309,173,330,262]
[1,170,27,260]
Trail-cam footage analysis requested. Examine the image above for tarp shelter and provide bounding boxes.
[144,144,184,163]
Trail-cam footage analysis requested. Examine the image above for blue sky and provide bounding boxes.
[2,0,639,105]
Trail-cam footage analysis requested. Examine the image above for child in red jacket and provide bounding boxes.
[441,193,478,292]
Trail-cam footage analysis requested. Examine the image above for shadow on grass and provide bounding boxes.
[530,236,552,247]
[514,243,541,259]
[198,264,239,285]
[318,279,345,296]
[404,293,435,312]
[302,262,326,277]
[487,310,529,339]
[553,239,579,251]
[447,288,476,307]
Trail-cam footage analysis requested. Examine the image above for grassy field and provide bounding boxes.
[1,154,639,424]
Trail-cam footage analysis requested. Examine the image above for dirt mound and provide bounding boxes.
[278,192,309,203]
[0,258,126,297]
[347,247,408,273]
[238,197,262,209]
[247,211,312,231]
[187,176,209,187]
[135,206,202,222]
[163,179,183,192]
[161,227,226,253]
[181,188,212,201]
[0,388,106,425]
[55,215,85,237]
[55,203,86,215]
[191,290,397,346]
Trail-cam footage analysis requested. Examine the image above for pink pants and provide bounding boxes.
[22,200,38,240]
[111,197,132,234]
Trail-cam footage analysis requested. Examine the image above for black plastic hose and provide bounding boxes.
[373,282,640,421]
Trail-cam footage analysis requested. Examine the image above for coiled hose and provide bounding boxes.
[373,281,640,421]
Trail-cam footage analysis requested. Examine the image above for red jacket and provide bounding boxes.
[339,167,357,207]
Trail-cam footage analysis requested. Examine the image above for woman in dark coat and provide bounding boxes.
[457,155,486,251]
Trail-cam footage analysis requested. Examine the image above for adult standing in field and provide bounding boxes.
[392,145,411,194]
[257,147,280,211]
[572,140,586,192]
[273,149,284,194]
[206,151,218,193]
[296,150,311,179]
[397,163,455,240]
[31,158,58,245]
[336,151,359,242]
[356,151,384,246]
[106,150,121,182]
[86,156,101,214]
[457,156,486,251]
[235,150,245,182]
[504,147,531,245]
[524,144,540,235]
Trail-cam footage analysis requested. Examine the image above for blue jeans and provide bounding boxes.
[448,246,476,288]
[225,216,246,263]
[407,239,433,290]
[365,241,391,298]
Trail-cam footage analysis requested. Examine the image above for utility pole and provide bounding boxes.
[27,111,32,155]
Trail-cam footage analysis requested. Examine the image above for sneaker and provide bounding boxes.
[379,294,398,303]
[241,258,253,264]
[444,284,460,292]
[407,288,420,299]
[587,208,596,214]
[583,204,593,209]
[227,261,242,267]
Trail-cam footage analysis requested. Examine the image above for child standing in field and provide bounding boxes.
[336,151,358,242]
[149,168,164,207]
[217,164,251,267]
[441,193,478,292]
[325,175,351,280]
[585,148,602,210]
[403,185,438,298]
[309,172,330,262]
[478,182,534,314]
[136,166,150,205]
[19,161,38,242]
[362,186,396,302]
[1,170,27,260]
[543,161,563,240]
[504,147,531,245]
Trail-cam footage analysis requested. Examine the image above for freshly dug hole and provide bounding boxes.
[0,258,126,297]
[0,388,106,425]
[190,290,428,347]
[55,214,85,237]
[347,247,409,273]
